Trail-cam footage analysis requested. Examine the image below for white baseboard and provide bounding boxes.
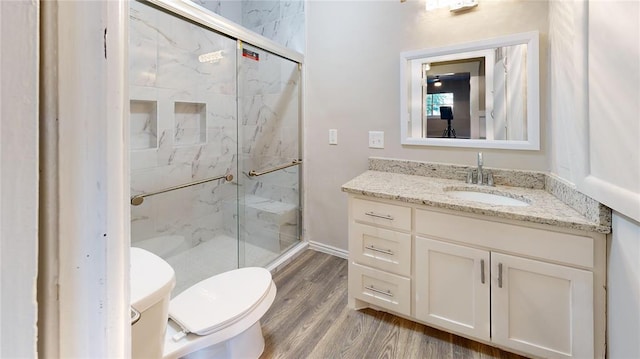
[266,241,309,273]
[309,241,349,259]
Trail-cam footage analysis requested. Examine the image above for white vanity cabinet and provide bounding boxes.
[347,195,607,359]
[415,237,594,359]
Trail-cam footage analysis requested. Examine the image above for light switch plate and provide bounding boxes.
[369,131,384,149]
[329,129,338,145]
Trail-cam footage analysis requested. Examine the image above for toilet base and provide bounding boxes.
[181,321,265,359]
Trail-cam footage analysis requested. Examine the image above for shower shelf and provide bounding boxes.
[174,102,206,146]
[130,100,158,150]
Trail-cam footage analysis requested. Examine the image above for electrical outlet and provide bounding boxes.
[329,129,338,145]
[368,131,384,149]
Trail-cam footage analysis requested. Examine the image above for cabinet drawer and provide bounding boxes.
[351,198,411,231]
[350,223,411,276]
[415,209,594,268]
[349,262,411,316]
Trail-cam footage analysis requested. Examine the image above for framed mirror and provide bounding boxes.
[400,31,539,150]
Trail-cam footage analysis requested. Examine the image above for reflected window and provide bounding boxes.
[425,93,454,117]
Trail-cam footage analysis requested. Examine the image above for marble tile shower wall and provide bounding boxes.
[194,0,306,54]
[129,2,239,246]
[242,0,305,53]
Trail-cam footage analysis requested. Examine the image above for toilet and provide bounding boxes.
[130,247,277,359]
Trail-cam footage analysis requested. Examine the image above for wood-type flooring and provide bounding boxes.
[260,250,528,359]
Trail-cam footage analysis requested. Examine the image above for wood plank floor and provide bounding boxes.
[260,250,528,359]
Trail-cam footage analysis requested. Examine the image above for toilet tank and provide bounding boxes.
[131,247,176,359]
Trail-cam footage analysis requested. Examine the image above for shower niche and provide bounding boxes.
[130,100,158,150]
[174,102,206,147]
[129,1,302,295]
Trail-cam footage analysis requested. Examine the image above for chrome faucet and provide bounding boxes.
[466,152,492,185]
[477,152,484,185]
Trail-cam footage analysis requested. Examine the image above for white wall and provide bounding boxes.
[584,0,640,222]
[549,0,639,222]
[608,212,640,358]
[548,0,588,184]
[598,5,640,354]
[548,1,640,357]
[0,1,39,357]
[306,0,549,251]
[50,2,129,357]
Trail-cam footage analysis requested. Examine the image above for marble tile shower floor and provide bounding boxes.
[165,234,281,295]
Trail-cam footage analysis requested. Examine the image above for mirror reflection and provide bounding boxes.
[424,58,484,139]
[400,32,539,150]
[423,44,527,140]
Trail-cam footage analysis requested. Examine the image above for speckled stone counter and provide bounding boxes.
[342,158,611,234]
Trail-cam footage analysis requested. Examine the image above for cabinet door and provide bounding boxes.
[491,253,593,359]
[415,237,490,341]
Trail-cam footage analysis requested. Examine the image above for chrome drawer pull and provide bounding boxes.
[365,285,394,297]
[364,211,394,220]
[365,245,394,256]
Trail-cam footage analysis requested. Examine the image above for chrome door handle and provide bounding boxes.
[480,259,485,284]
[364,212,394,221]
[365,245,394,256]
[365,285,393,297]
[498,263,503,288]
[248,159,302,177]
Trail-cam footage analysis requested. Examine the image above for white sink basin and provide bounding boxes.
[446,190,530,207]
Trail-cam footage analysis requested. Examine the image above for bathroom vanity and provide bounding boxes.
[342,158,611,359]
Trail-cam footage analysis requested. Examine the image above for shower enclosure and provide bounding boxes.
[129,1,302,294]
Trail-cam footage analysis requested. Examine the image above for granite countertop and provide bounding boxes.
[342,170,611,234]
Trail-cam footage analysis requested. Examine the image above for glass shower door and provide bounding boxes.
[237,43,302,267]
[129,1,240,295]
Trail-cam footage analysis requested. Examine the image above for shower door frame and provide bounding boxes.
[143,0,306,269]
[235,41,304,268]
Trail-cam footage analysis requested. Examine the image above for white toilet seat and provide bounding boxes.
[162,268,276,359]
[169,267,272,336]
